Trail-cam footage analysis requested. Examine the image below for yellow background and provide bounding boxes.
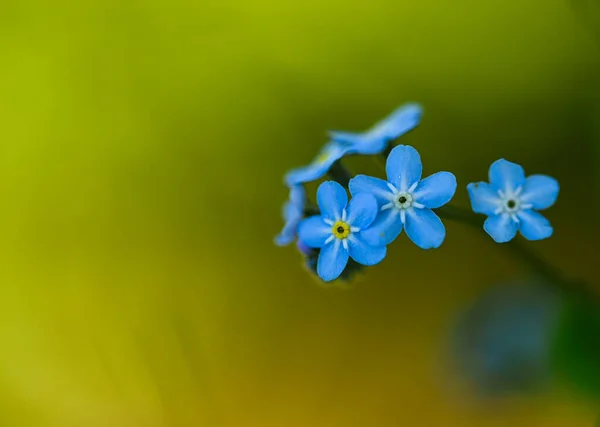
[0,0,599,425]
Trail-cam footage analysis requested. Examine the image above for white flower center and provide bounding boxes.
[495,187,533,222]
[395,192,413,209]
[381,182,425,224]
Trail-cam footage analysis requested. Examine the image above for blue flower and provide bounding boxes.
[467,159,559,243]
[450,281,561,395]
[297,181,386,282]
[329,103,422,155]
[285,141,349,186]
[348,145,457,249]
[274,185,306,246]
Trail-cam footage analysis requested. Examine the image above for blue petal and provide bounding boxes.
[274,186,306,246]
[467,182,501,215]
[413,172,457,209]
[521,175,559,210]
[369,103,422,140]
[328,131,364,146]
[386,145,422,191]
[404,208,446,249]
[298,216,331,248]
[274,202,300,246]
[317,240,350,282]
[348,234,387,266]
[284,142,348,186]
[349,174,394,206]
[483,214,518,243]
[361,209,403,246]
[517,210,553,241]
[488,159,526,193]
[328,104,422,156]
[289,185,306,207]
[346,193,378,229]
[329,131,387,155]
[317,181,348,221]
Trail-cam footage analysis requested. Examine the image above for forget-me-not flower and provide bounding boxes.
[298,181,386,282]
[329,103,422,155]
[451,282,560,394]
[467,159,559,243]
[349,145,457,249]
[285,141,349,186]
[274,185,306,246]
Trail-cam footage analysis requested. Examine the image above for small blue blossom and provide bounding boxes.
[329,103,422,155]
[298,181,386,282]
[451,282,560,394]
[467,159,559,243]
[274,185,306,246]
[349,145,457,249]
[285,141,349,186]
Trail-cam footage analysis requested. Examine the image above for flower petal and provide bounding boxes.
[274,202,300,246]
[483,214,518,243]
[346,193,379,229]
[317,239,350,282]
[517,210,553,241]
[413,172,457,209]
[289,185,306,207]
[360,209,403,246]
[328,131,365,148]
[467,182,502,215]
[348,234,387,266]
[520,175,559,210]
[317,181,348,221]
[349,174,394,206]
[404,208,446,249]
[274,186,306,246]
[298,216,331,248]
[284,142,348,186]
[369,103,422,141]
[328,104,422,156]
[488,159,526,193]
[386,145,422,192]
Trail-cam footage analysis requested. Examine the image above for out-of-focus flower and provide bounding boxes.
[329,103,422,155]
[274,185,306,246]
[349,145,456,248]
[467,159,559,243]
[298,181,386,282]
[449,282,562,395]
[284,142,349,186]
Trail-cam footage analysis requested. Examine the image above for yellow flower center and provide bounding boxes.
[315,152,330,164]
[332,221,351,239]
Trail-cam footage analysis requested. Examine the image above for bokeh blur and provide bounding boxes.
[1,0,600,426]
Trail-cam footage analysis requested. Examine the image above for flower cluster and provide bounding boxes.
[276,103,560,282]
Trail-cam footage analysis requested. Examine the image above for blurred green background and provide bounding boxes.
[0,0,599,425]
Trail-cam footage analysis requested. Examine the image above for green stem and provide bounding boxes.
[376,150,576,293]
[436,204,588,296]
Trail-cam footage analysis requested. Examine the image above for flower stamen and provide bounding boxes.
[332,220,351,239]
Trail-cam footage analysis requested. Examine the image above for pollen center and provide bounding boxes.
[395,192,413,209]
[506,199,516,209]
[332,221,351,239]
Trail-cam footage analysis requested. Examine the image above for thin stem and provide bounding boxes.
[376,150,585,295]
[436,204,588,296]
